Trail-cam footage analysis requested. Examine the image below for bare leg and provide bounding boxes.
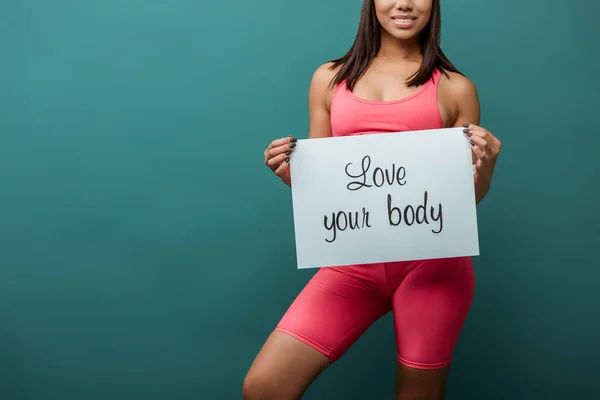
[394,363,451,400]
[243,264,390,398]
[243,331,332,400]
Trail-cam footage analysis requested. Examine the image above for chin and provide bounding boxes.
[383,24,425,41]
[387,29,421,41]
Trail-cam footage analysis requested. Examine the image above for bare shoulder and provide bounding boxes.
[307,62,340,138]
[309,61,342,110]
[311,61,340,88]
[440,70,478,101]
[438,70,480,126]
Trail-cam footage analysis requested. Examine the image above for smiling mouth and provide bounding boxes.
[391,15,417,28]
[392,16,416,23]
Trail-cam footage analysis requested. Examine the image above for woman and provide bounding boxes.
[245,0,501,399]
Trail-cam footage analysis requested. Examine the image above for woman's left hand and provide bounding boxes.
[463,124,502,178]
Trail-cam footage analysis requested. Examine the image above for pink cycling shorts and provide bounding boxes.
[275,256,475,369]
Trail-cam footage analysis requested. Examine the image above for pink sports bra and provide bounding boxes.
[330,69,444,137]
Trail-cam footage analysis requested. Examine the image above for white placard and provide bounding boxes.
[289,127,479,269]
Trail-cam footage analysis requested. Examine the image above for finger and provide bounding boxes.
[462,124,492,139]
[463,128,492,151]
[469,139,486,161]
[464,124,499,145]
[267,136,297,151]
[266,137,287,151]
[462,123,483,132]
[268,140,297,158]
[463,124,502,156]
[462,124,486,136]
[274,156,290,176]
[468,133,491,151]
[267,151,291,169]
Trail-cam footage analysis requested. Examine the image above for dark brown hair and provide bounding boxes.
[329,0,461,90]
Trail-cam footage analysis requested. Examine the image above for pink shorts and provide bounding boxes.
[275,257,475,369]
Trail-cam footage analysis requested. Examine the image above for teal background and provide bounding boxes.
[1,0,598,399]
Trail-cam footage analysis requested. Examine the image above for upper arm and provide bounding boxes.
[307,62,337,139]
[447,73,480,163]
[449,73,480,128]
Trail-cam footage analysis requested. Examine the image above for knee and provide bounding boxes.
[242,373,260,400]
[242,370,278,400]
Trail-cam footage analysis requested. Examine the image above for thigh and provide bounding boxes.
[276,265,391,362]
[392,257,475,370]
[244,266,390,399]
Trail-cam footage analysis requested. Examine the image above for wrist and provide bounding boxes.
[280,173,291,187]
[474,169,492,204]
[474,170,489,183]
[474,163,494,182]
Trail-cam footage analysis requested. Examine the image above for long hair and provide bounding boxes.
[329,0,461,90]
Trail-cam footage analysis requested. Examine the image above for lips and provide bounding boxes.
[391,15,417,28]
[392,15,416,23]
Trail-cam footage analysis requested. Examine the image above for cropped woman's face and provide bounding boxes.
[374,0,433,41]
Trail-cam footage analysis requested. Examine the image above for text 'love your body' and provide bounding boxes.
[324,155,443,243]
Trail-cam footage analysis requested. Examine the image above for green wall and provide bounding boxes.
[1,0,598,398]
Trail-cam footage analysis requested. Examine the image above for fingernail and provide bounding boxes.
[463,123,469,128]
[470,140,475,146]
[285,151,291,155]
[285,157,290,163]
[290,143,296,148]
[465,132,472,137]
[290,137,297,142]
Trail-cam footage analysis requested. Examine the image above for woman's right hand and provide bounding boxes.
[264,136,297,186]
